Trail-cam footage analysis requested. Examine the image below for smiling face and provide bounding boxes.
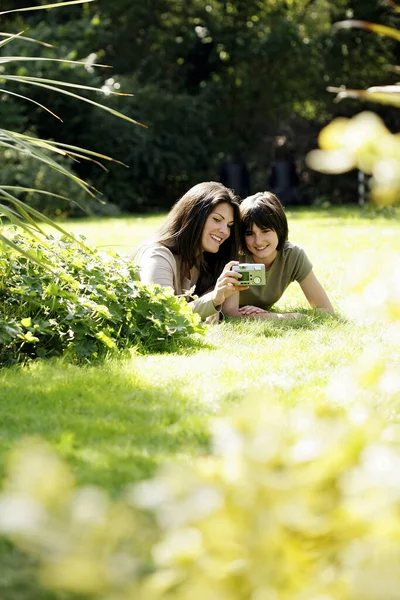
[244,223,279,266]
[201,203,235,253]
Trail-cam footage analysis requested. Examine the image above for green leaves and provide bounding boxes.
[0,232,204,365]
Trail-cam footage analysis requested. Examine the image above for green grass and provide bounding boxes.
[0,205,399,599]
[1,204,399,488]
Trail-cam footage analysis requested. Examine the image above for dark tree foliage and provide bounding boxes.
[1,0,398,211]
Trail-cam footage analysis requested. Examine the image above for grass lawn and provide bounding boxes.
[0,205,399,599]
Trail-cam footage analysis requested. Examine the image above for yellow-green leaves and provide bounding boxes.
[307,112,400,205]
[308,2,400,206]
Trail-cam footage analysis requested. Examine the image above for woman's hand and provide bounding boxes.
[238,307,305,319]
[238,305,267,316]
[212,261,247,308]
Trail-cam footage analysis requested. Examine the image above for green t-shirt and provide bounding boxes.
[238,242,313,309]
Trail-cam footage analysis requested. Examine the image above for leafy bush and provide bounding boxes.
[0,232,204,365]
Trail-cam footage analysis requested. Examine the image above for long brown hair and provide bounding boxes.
[156,181,240,295]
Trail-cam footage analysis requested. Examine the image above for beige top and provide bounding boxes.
[133,243,219,320]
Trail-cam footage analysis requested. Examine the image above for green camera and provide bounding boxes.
[232,263,266,286]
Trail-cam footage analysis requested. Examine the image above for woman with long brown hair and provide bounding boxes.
[133,182,243,320]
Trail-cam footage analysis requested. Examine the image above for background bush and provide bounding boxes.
[80,82,214,212]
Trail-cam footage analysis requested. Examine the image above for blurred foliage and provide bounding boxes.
[0,232,204,365]
[307,111,400,204]
[0,250,399,597]
[308,3,400,204]
[1,0,398,212]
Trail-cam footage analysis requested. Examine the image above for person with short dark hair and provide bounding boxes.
[133,182,245,320]
[223,191,333,319]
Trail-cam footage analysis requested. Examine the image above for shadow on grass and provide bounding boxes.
[0,332,213,369]
[261,311,345,338]
[264,308,347,337]
[145,334,215,355]
[0,359,212,495]
[225,311,346,339]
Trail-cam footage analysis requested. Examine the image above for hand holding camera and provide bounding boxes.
[232,263,266,286]
[212,262,267,309]
[212,261,246,307]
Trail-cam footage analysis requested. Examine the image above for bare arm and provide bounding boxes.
[223,270,333,320]
[299,270,334,313]
[222,290,242,316]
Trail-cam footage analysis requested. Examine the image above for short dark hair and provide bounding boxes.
[156,181,240,295]
[240,192,288,251]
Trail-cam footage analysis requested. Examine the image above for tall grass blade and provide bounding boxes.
[0,200,47,239]
[0,232,54,270]
[334,20,400,42]
[3,78,147,127]
[328,85,400,107]
[0,0,94,17]
[1,186,75,202]
[0,31,24,49]
[0,190,93,250]
[0,57,111,68]
[0,130,98,197]
[1,130,127,167]
[3,75,133,97]
[0,32,54,48]
[0,88,62,120]
[383,0,400,12]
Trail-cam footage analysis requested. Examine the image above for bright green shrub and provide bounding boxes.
[0,232,204,365]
